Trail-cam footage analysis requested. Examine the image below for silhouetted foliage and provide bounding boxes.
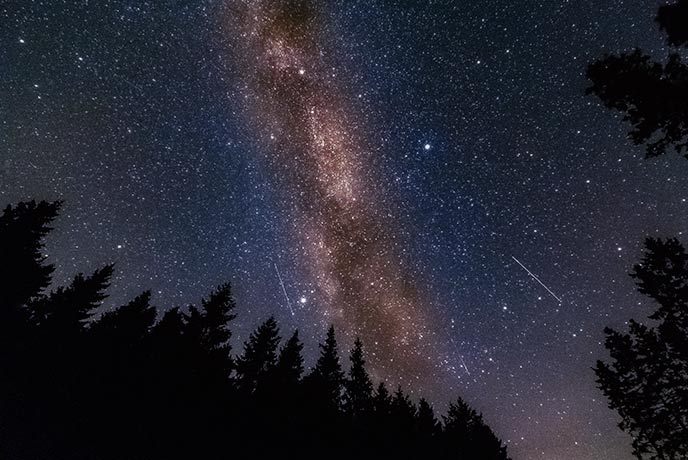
[344,337,374,417]
[0,200,60,309]
[0,200,512,460]
[443,397,509,460]
[657,0,688,47]
[307,324,345,410]
[416,397,441,439]
[236,316,280,394]
[595,237,688,460]
[275,329,305,386]
[587,1,688,159]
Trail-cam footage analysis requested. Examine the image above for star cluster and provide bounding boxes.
[3,1,687,460]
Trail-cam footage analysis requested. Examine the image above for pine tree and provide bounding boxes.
[373,381,392,416]
[307,325,345,410]
[416,398,440,438]
[275,329,305,386]
[595,237,688,460]
[0,200,60,310]
[88,291,157,396]
[199,283,237,355]
[0,200,62,392]
[236,317,281,394]
[344,337,374,417]
[586,0,688,159]
[443,397,509,460]
[185,283,237,380]
[148,307,189,387]
[0,201,61,460]
[657,0,688,47]
[86,292,158,456]
[92,291,157,346]
[29,265,113,335]
[391,386,416,428]
[443,397,481,455]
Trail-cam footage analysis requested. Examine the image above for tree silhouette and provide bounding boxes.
[344,337,374,418]
[0,200,62,459]
[595,237,688,460]
[29,265,113,333]
[0,200,60,309]
[271,328,306,449]
[657,0,688,47]
[373,380,392,416]
[416,397,441,439]
[236,316,280,395]
[0,199,514,460]
[194,282,237,375]
[92,291,157,345]
[307,325,345,410]
[275,329,305,387]
[443,397,509,460]
[586,0,688,159]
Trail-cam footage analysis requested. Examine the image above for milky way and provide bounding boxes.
[7,1,688,458]
[227,0,441,387]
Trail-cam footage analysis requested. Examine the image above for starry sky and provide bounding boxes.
[2,1,687,459]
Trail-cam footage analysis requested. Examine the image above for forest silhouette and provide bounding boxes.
[0,200,510,460]
[586,1,688,459]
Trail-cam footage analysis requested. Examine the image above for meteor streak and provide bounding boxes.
[459,355,471,376]
[274,262,295,317]
[511,256,562,304]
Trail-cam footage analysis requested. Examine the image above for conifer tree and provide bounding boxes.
[275,329,305,386]
[373,381,392,416]
[443,397,482,454]
[0,201,61,459]
[148,307,189,387]
[443,396,509,460]
[29,265,113,334]
[308,325,345,410]
[92,291,157,346]
[236,316,281,394]
[0,200,62,387]
[416,397,440,438]
[586,0,688,159]
[184,283,237,381]
[391,386,417,428]
[199,283,237,356]
[344,337,374,417]
[657,0,688,47]
[0,200,60,309]
[595,237,688,459]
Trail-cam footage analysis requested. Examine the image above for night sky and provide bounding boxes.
[2,1,687,459]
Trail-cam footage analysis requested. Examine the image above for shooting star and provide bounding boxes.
[511,256,563,304]
[459,355,471,376]
[274,262,295,316]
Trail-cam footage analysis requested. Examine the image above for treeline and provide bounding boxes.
[0,200,510,460]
